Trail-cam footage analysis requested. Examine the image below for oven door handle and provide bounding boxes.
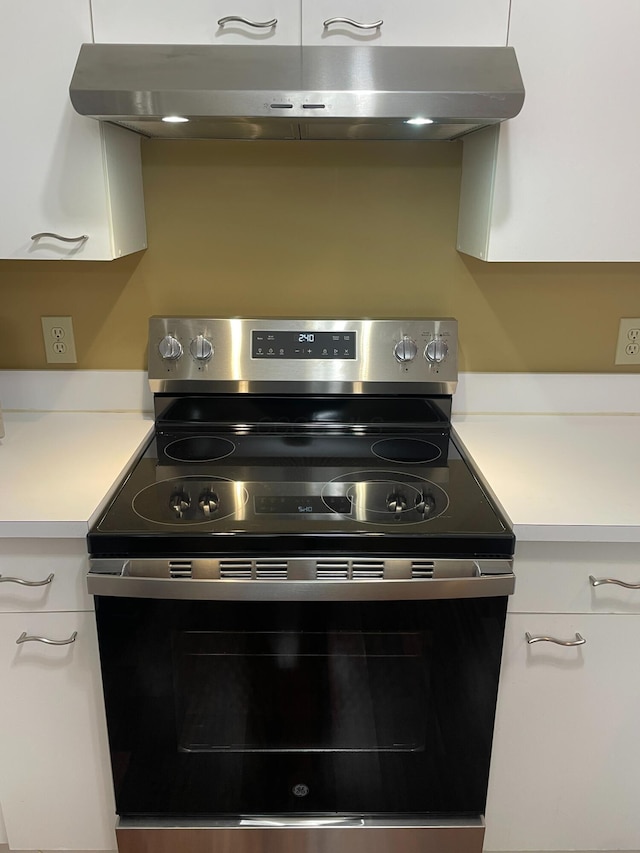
[87,564,514,601]
[239,817,365,827]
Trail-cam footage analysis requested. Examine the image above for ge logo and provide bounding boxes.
[292,783,310,798]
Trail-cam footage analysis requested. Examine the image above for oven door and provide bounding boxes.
[92,581,508,824]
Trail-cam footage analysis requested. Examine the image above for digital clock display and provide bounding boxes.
[252,331,356,359]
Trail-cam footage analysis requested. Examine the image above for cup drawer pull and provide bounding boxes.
[217,16,277,27]
[0,573,54,587]
[589,575,640,590]
[31,232,88,244]
[323,17,383,29]
[16,631,77,646]
[526,632,585,646]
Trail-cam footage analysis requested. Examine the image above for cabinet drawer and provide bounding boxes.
[510,541,640,614]
[0,539,92,613]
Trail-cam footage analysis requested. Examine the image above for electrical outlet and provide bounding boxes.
[41,316,77,364]
[615,318,640,365]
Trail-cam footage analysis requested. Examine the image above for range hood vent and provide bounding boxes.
[69,44,524,141]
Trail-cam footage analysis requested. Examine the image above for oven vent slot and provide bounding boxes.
[317,560,349,579]
[168,560,193,578]
[255,559,288,579]
[220,560,252,579]
[411,561,436,579]
[352,560,385,579]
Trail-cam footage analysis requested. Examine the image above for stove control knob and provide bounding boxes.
[198,491,219,517]
[415,492,437,518]
[190,335,213,362]
[386,492,408,519]
[170,490,191,519]
[424,338,448,364]
[159,335,183,361]
[394,336,418,363]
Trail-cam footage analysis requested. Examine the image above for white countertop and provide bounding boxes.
[0,411,153,538]
[0,401,639,544]
[453,414,640,543]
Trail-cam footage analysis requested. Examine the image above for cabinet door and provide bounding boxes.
[0,612,116,850]
[302,0,509,46]
[484,613,640,851]
[457,0,640,261]
[0,1,146,260]
[91,0,301,44]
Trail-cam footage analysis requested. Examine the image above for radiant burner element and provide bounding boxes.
[371,438,442,464]
[165,436,236,462]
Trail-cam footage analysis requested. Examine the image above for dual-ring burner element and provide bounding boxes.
[132,476,248,525]
[322,470,449,524]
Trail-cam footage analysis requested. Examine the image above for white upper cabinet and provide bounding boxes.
[91,0,302,45]
[0,0,146,260]
[91,0,509,47]
[457,0,640,261]
[302,0,510,46]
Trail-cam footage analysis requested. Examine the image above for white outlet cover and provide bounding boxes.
[615,318,640,365]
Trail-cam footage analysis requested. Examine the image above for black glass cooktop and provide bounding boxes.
[88,427,514,560]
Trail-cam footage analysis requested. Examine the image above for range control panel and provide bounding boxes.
[148,317,458,394]
[252,330,357,360]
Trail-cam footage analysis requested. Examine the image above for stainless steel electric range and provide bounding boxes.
[87,317,515,853]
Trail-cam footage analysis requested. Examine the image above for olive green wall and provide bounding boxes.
[1,140,639,371]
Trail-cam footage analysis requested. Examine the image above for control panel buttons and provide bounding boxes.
[189,334,214,362]
[158,335,183,361]
[425,339,448,364]
[393,336,418,363]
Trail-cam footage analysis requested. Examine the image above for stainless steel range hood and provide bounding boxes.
[69,44,524,141]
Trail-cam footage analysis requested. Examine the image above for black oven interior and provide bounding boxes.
[95,595,507,819]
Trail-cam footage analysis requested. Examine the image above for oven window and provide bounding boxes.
[173,630,428,753]
[95,597,506,819]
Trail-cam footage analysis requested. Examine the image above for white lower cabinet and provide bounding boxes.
[485,543,640,852]
[0,543,116,851]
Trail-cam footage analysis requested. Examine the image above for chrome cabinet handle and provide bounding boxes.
[16,631,77,646]
[589,575,640,590]
[31,232,89,244]
[0,573,54,586]
[217,16,277,27]
[323,17,383,30]
[526,632,586,646]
